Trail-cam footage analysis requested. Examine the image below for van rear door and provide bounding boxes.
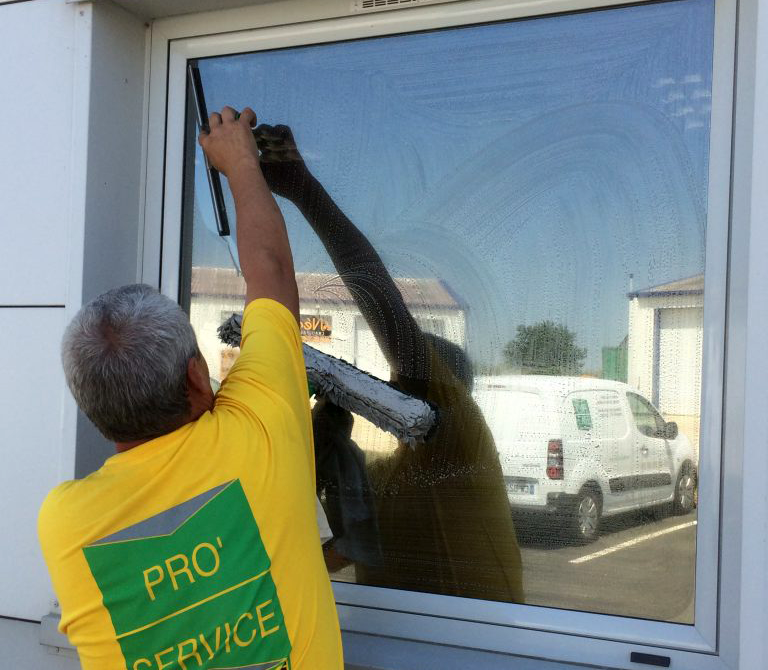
[473,388,551,495]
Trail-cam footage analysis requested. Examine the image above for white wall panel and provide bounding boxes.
[0,618,78,670]
[0,0,79,305]
[0,307,70,620]
[81,0,147,304]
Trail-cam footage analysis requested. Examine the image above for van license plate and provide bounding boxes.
[510,483,536,495]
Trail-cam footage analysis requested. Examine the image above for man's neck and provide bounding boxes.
[113,408,209,453]
[115,438,150,453]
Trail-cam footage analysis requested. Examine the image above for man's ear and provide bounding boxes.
[186,357,208,396]
[186,356,215,418]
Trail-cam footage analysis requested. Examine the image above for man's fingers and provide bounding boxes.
[220,106,237,122]
[239,107,257,127]
[198,104,263,176]
[210,107,260,129]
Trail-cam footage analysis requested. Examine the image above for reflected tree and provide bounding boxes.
[504,321,586,375]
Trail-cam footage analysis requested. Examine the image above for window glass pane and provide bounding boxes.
[183,0,714,624]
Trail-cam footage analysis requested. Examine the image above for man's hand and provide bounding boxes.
[198,106,300,320]
[198,106,260,177]
[254,124,313,203]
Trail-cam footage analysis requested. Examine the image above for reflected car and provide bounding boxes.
[473,376,697,543]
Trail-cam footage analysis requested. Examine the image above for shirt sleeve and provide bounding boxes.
[213,298,312,445]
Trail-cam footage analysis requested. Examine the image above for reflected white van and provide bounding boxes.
[473,376,697,543]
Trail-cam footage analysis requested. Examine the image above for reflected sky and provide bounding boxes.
[190,0,714,368]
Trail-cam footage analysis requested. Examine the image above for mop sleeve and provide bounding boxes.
[218,313,437,446]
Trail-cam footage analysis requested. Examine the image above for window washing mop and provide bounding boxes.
[217,313,437,446]
[188,63,438,446]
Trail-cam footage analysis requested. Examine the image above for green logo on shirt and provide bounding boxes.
[83,480,291,670]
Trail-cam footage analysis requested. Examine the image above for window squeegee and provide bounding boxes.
[188,63,231,237]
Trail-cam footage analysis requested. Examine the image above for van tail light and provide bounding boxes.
[547,439,564,480]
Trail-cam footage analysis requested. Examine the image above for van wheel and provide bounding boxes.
[572,487,601,544]
[673,464,696,515]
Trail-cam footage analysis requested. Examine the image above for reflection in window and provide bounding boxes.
[183,0,713,624]
[628,392,667,438]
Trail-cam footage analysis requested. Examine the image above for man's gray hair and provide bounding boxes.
[62,284,199,442]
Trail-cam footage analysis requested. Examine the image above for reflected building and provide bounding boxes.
[627,275,704,458]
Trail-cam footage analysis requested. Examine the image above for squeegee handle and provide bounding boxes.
[188,63,230,237]
[206,159,230,238]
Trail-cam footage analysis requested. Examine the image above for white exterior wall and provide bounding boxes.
[0,0,88,624]
[0,0,147,663]
[730,0,768,665]
[0,617,78,670]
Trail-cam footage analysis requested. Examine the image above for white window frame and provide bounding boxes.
[140,0,749,667]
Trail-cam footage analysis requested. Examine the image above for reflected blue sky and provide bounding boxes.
[190,0,714,368]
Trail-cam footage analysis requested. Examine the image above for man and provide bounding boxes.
[38,107,344,670]
[256,125,524,603]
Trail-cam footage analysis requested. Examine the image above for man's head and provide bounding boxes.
[62,284,213,443]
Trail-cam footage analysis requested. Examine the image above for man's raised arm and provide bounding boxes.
[255,124,428,382]
[199,107,299,320]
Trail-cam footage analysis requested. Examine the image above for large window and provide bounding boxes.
[153,0,735,666]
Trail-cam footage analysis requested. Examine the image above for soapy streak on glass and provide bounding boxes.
[185,0,713,624]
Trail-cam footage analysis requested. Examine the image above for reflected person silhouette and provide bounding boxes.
[256,124,524,603]
[313,395,382,573]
